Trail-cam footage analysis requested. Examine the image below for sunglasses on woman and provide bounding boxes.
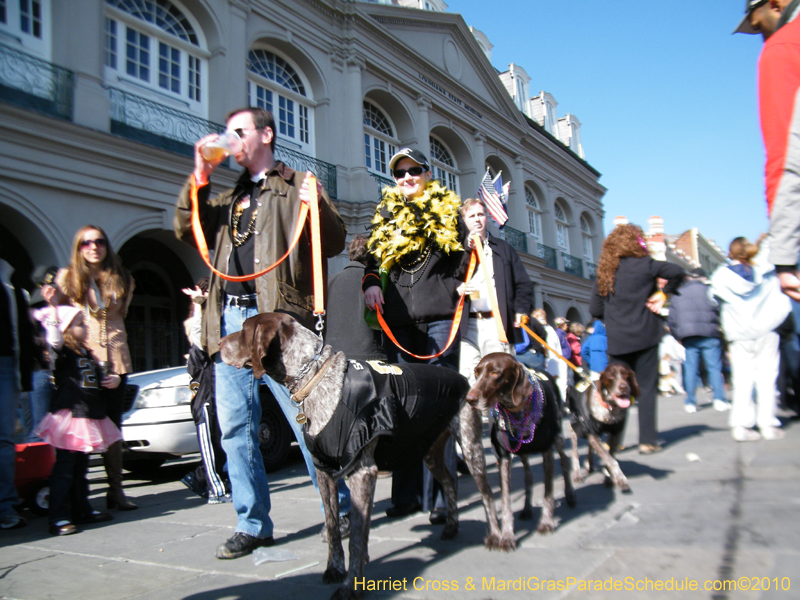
[80,238,107,249]
[392,166,426,179]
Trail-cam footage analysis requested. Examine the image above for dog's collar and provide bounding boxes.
[289,339,334,415]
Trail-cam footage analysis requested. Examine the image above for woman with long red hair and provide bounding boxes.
[590,224,684,454]
[55,225,137,510]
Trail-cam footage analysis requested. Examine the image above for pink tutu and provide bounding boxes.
[35,410,122,453]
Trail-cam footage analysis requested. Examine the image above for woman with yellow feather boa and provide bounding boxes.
[362,148,470,523]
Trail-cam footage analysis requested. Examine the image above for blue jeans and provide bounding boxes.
[21,370,54,443]
[0,356,20,519]
[215,304,349,538]
[682,336,726,407]
[516,350,546,371]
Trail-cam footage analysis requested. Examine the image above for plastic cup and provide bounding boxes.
[201,130,243,162]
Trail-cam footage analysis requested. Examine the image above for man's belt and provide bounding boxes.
[224,293,257,307]
[470,310,494,320]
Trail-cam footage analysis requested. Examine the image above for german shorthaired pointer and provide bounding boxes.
[467,352,576,549]
[219,313,508,600]
[567,363,638,492]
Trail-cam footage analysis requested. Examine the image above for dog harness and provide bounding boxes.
[303,360,468,478]
[492,369,545,453]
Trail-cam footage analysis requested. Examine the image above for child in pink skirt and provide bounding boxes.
[35,305,122,535]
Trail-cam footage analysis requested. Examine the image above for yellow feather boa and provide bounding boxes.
[368,181,463,272]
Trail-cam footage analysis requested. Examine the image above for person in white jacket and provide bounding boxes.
[710,236,791,441]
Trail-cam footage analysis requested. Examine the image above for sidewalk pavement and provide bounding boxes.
[2,389,799,600]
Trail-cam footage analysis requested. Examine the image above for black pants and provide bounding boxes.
[50,449,92,524]
[384,320,460,511]
[609,345,659,446]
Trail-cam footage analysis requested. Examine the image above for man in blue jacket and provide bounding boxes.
[667,268,731,413]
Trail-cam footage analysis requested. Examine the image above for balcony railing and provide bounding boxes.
[537,243,558,270]
[585,261,597,280]
[370,172,395,200]
[500,226,527,254]
[562,252,584,278]
[107,86,337,197]
[0,43,73,120]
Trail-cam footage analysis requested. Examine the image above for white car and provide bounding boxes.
[121,366,293,473]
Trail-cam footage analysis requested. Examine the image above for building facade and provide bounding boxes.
[0,0,606,369]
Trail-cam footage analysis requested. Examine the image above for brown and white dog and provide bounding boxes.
[567,363,638,493]
[467,352,576,550]
[219,313,509,600]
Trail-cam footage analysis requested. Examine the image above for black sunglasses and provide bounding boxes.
[80,238,107,249]
[393,166,426,179]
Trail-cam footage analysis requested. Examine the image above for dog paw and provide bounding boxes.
[537,521,555,535]
[572,472,585,484]
[565,491,577,508]
[603,475,614,488]
[331,585,360,600]
[322,568,347,584]
[620,483,632,494]
[498,534,517,551]
[440,523,459,540]
[518,507,534,521]
[484,533,502,550]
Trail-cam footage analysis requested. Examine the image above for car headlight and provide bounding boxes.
[134,386,192,409]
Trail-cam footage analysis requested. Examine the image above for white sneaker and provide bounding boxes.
[714,399,732,412]
[760,427,785,441]
[732,427,761,442]
[684,404,697,413]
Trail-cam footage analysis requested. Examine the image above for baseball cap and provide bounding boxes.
[388,148,430,173]
[29,265,59,306]
[733,0,769,34]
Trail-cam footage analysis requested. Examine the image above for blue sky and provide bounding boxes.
[449,0,768,252]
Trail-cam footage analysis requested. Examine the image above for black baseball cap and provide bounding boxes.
[734,0,769,34]
[388,148,430,173]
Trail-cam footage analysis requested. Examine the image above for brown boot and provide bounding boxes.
[104,441,138,510]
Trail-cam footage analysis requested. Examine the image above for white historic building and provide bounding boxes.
[0,0,606,369]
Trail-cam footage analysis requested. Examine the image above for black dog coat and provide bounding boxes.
[304,360,468,478]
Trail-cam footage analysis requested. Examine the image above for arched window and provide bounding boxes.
[363,101,397,177]
[580,215,593,261]
[248,48,312,152]
[429,136,459,193]
[104,0,206,113]
[554,201,569,252]
[525,186,542,240]
[0,0,50,57]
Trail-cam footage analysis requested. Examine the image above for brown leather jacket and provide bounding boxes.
[174,162,346,356]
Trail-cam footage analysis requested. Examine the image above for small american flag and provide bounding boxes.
[478,168,508,227]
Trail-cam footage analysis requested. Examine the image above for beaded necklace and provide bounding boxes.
[84,304,108,347]
[492,371,544,453]
[390,245,432,288]
[231,197,258,247]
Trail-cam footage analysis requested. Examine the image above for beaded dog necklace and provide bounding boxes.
[492,371,544,453]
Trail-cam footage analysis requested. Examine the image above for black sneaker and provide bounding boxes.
[215,532,274,559]
[181,472,208,499]
[319,513,351,543]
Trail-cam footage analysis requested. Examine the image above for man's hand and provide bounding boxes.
[364,286,384,314]
[778,270,800,301]
[299,171,323,207]
[193,133,223,186]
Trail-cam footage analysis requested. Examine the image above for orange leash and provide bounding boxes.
[471,235,508,344]
[190,174,310,283]
[377,250,477,360]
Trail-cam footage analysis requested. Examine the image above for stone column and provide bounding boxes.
[51,0,109,131]
[472,131,486,193]
[416,95,431,154]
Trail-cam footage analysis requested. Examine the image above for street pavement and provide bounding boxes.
[2,389,799,600]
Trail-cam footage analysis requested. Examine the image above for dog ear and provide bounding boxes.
[219,329,250,370]
[510,360,530,408]
[251,313,293,381]
[626,366,640,398]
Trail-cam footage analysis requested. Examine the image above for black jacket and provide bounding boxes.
[666,279,722,341]
[325,262,386,361]
[363,216,471,326]
[589,257,684,355]
[465,234,534,345]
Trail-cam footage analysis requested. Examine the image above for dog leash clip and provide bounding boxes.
[315,312,325,333]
